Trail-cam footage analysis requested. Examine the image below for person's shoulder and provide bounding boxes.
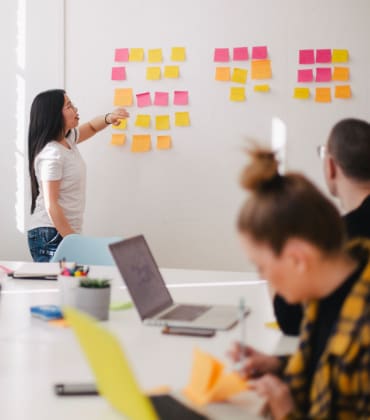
[37,141,63,160]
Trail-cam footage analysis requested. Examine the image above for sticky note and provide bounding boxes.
[114,88,133,106]
[215,67,231,81]
[175,112,190,127]
[231,68,247,84]
[233,47,248,61]
[299,49,315,64]
[316,49,331,63]
[131,135,151,152]
[229,87,246,101]
[265,321,280,329]
[251,60,272,79]
[332,67,349,81]
[114,48,129,62]
[252,46,268,59]
[146,67,161,80]
[335,85,351,99]
[332,49,349,63]
[315,87,331,103]
[157,136,172,150]
[254,84,270,92]
[154,92,169,106]
[115,119,127,130]
[148,49,163,63]
[171,47,186,61]
[155,115,170,130]
[111,67,126,81]
[164,66,179,78]
[135,114,151,128]
[136,92,151,107]
[173,90,189,106]
[316,68,332,82]
[110,134,126,146]
[214,48,229,62]
[298,69,314,83]
[129,48,144,62]
[293,87,310,99]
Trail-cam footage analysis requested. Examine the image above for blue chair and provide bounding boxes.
[50,234,122,266]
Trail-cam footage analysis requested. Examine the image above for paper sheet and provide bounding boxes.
[230,87,246,101]
[315,49,331,63]
[315,67,332,82]
[251,46,267,60]
[129,48,144,61]
[251,60,271,80]
[254,84,270,92]
[115,119,127,130]
[148,49,163,63]
[332,67,349,81]
[115,48,129,62]
[110,134,126,146]
[332,49,349,63]
[173,90,189,105]
[111,67,126,81]
[215,67,231,81]
[175,112,190,126]
[334,85,351,99]
[297,69,313,83]
[171,47,186,61]
[293,87,310,99]
[164,66,180,78]
[233,47,248,61]
[154,92,169,106]
[136,92,152,107]
[214,48,230,62]
[299,49,315,64]
[135,114,151,128]
[146,67,161,80]
[114,88,133,107]
[156,136,172,150]
[315,87,331,102]
[155,115,170,130]
[131,135,152,152]
[231,68,247,84]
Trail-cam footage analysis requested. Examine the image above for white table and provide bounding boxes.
[0,262,298,419]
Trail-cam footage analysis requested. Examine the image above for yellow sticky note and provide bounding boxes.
[135,114,151,128]
[265,321,280,329]
[157,136,172,150]
[231,68,247,84]
[155,115,170,130]
[315,87,331,103]
[230,87,246,101]
[332,49,349,63]
[254,84,270,92]
[131,135,151,152]
[114,88,133,106]
[148,49,163,63]
[114,119,127,130]
[175,112,190,127]
[332,67,349,82]
[129,48,144,62]
[335,85,352,99]
[293,87,310,99]
[164,65,179,78]
[215,67,230,81]
[171,47,186,61]
[251,60,272,80]
[110,134,126,146]
[146,67,161,80]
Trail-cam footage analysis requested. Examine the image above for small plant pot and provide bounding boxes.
[76,286,111,321]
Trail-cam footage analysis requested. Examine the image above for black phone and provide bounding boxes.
[54,383,98,396]
[161,326,215,337]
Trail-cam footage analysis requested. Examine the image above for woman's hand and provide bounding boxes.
[107,108,130,125]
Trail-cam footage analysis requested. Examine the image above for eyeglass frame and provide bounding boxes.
[316,145,327,160]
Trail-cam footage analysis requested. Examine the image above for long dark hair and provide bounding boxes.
[28,89,66,213]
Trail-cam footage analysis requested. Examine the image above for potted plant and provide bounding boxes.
[75,278,111,321]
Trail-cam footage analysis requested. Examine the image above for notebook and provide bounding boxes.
[64,307,208,420]
[11,262,60,279]
[109,235,249,330]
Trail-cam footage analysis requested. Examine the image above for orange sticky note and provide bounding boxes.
[335,85,351,99]
[175,112,190,127]
[251,60,272,80]
[332,67,349,81]
[164,66,180,78]
[215,67,231,81]
[293,87,310,99]
[231,68,247,84]
[129,48,144,62]
[114,88,133,106]
[206,372,247,402]
[157,136,172,150]
[131,135,151,152]
[315,87,331,103]
[110,134,126,146]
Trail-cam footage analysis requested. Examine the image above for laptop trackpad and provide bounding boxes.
[158,305,211,322]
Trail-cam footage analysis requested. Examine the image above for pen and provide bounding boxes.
[239,297,246,370]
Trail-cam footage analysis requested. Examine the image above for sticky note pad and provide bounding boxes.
[251,60,272,79]
[115,48,129,62]
[173,90,189,105]
[111,67,126,81]
[254,84,270,92]
[332,49,349,63]
[215,67,231,81]
[135,114,151,128]
[316,49,331,63]
[252,46,268,59]
[298,69,313,83]
[131,135,151,152]
[293,87,310,99]
[315,87,331,103]
[233,47,248,61]
[146,67,161,80]
[110,134,126,146]
[316,68,332,82]
[129,48,144,62]
[157,136,172,150]
[136,92,151,107]
[231,68,247,84]
[230,87,246,101]
[115,119,127,130]
[164,66,180,78]
[175,112,190,127]
[171,47,186,61]
[148,49,163,63]
[114,88,133,106]
[335,85,351,99]
[299,49,315,64]
[214,48,229,62]
[154,92,169,106]
[333,67,349,81]
[155,115,170,130]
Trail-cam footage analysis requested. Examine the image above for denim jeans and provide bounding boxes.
[27,227,62,262]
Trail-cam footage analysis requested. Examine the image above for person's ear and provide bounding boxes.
[281,238,311,275]
[326,155,337,181]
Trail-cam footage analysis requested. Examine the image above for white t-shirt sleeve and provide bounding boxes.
[37,146,63,181]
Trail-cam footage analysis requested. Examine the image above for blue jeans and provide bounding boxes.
[27,227,63,262]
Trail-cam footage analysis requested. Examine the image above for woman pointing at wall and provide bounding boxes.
[27,89,129,262]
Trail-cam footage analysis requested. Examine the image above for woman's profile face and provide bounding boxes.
[62,95,79,132]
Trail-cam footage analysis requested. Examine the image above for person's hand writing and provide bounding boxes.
[108,108,130,125]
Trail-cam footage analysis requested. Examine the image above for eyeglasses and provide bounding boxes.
[316,145,327,160]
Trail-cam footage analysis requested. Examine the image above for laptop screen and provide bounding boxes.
[109,236,174,319]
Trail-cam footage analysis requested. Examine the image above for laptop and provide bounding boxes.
[109,235,249,330]
[64,307,208,420]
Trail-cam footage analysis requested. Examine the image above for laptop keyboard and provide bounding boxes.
[159,305,211,322]
[150,395,208,420]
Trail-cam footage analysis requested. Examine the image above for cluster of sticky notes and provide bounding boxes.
[110,134,172,151]
[294,48,351,102]
[132,113,190,130]
[183,348,247,406]
[129,91,189,108]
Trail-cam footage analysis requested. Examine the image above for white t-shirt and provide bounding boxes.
[28,128,86,233]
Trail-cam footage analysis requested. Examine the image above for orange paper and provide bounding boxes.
[215,67,231,81]
[251,60,272,80]
[332,67,349,81]
[335,85,351,99]
[315,87,331,103]
[110,134,126,146]
[131,135,151,152]
[114,88,133,106]
[157,136,172,150]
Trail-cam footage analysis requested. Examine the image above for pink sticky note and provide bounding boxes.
[173,91,189,105]
[316,67,332,82]
[316,49,331,63]
[299,49,315,64]
[115,48,129,62]
[136,92,151,107]
[233,47,249,61]
[252,46,267,59]
[214,48,230,62]
[297,69,313,82]
[154,92,169,106]
[111,67,126,81]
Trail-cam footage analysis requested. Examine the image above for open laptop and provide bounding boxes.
[109,235,249,330]
[64,307,208,420]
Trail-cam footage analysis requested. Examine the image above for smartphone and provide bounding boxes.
[162,326,215,337]
[54,383,98,396]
